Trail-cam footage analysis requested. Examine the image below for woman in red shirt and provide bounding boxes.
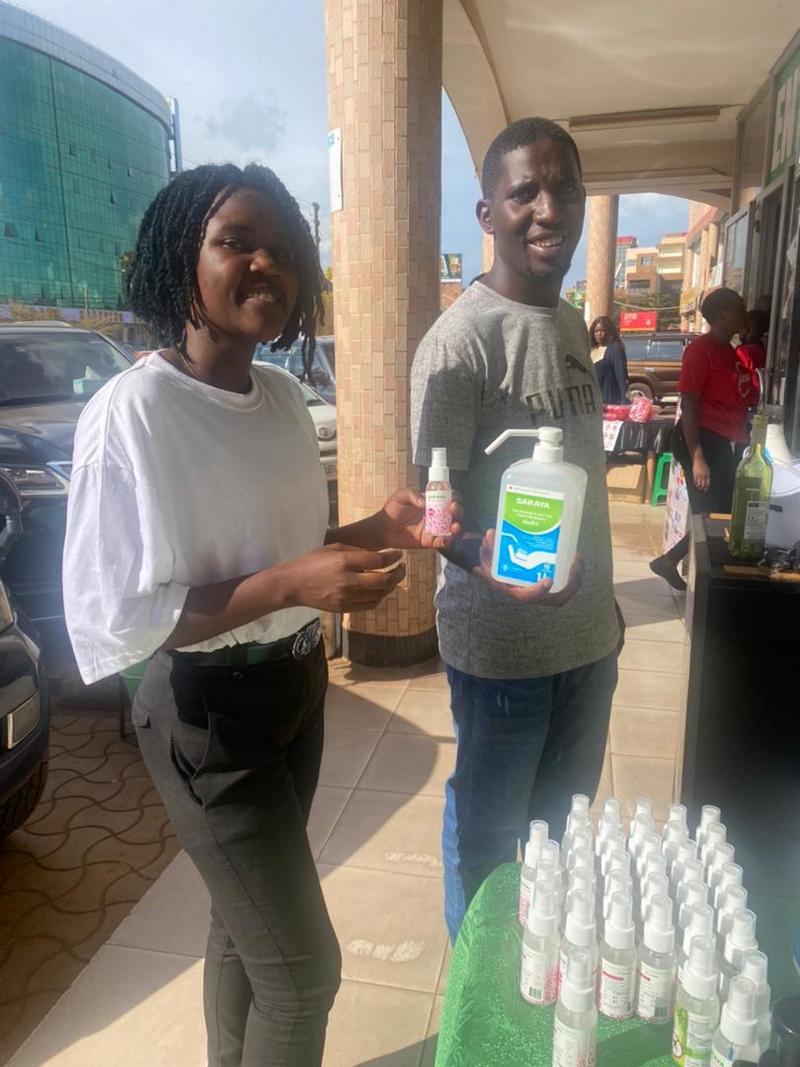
[651,288,750,590]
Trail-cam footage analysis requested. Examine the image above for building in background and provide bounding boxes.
[625,245,659,295]
[614,235,637,289]
[680,202,727,331]
[0,1,176,314]
[440,252,463,309]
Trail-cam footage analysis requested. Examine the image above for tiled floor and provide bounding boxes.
[6,503,688,1067]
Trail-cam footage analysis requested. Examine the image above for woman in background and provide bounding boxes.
[589,315,628,404]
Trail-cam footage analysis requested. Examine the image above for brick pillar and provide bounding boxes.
[324,0,442,666]
[585,195,619,323]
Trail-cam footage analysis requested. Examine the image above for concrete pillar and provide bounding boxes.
[708,221,720,272]
[324,0,442,666]
[585,195,619,323]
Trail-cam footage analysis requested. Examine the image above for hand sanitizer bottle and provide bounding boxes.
[484,427,587,593]
[553,947,598,1067]
[677,861,706,906]
[599,892,637,1020]
[673,936,720,1067]
[717,887,749,957]
[701,823,728,875]
[521,883,561,1006]
[720,911,759,999]
[696,806,722,853]
[561,811,589,857]
[679,904,716,979]
[712,975,760,1066]
[559,889,598,994]
[424,448,453,536]
[714,863,744,911]
[679,882,711,933]
[637,895,677,1026]
[519,820,550,924]
[708,844,736,895]
[739,950,772,1059]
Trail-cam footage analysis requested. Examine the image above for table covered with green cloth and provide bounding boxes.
[436,863,800,1067]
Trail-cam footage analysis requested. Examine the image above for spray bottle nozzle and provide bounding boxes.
[484,426,564,457]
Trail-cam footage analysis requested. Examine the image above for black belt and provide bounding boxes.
[170,619,322,668]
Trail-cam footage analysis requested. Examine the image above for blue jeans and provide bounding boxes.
[443,651,618,943]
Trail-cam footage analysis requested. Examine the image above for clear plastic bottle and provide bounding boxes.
[679,882,711,933]
[711,975,760,1066]
[708,844,737,896]
[424,448,453,537]
[642,851,669,889]
[599,892,637,1020]
[600,833,627,878]
[679,904,716,977]
[713,863,744,912]
[642,874,672,931]
[673,936,720,1067]
[518,822,550,924]
[696,806,722,853]
[562,811,589,857]
[553,946,598,1067]
[571,794,590,820]
[568,826,594,862]
[717,887,749,957]
[568,846,595,878]
[630,813,657,862]
[603,869,633,923]
[668,804,689,830]
[566,867,597,920]
[521,883,560,1006]
[596,815,622,860]
[738,950,772,1059]
[630,797,654,839]
[720,911,759,999]
[664,819,691,876]
[559,889,598,993]
[638,832,664,880]
[637,894,677,1026]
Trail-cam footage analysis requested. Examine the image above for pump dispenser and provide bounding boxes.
[637,895,677,1025]
[484,426,587,593]
[739,950,772,1058]
[424,448,453,536]
[554,947,598,1067]
[599,893,637,1019]
[673,936,720,1067]
[712,975,760,1066]
[520,883,560,1005]
[559,888,598,991]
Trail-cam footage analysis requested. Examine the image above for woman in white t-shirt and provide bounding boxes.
[62,163,457,1067]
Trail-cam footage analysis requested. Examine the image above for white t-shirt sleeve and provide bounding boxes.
[63,461,189,684]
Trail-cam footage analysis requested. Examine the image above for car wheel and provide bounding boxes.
[0,760,48,837]
[626,382,654,402]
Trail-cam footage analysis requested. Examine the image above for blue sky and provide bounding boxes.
[23,0,689,292]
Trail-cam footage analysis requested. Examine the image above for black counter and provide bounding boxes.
[682,515,800,897]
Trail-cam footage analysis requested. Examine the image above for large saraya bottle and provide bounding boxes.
[730,415,774,561]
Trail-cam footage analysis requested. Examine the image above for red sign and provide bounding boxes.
[616,235,637,247]
[620,310,657,332]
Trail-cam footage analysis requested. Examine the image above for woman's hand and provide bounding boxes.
[279,544,406,613]
[692,452,711,492]
[473,530,584,606]
[375,488,463,551]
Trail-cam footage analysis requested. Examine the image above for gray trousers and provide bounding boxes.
[133,644,340,1067]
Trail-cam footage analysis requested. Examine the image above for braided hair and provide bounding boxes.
[127,163,323,377]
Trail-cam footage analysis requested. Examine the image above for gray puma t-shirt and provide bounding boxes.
[410,280,618,679]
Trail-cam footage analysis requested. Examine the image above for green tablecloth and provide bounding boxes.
[436,863,800,1067]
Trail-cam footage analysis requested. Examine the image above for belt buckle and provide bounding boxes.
[291,620,321,661]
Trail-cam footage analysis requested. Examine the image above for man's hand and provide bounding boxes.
[472,529,584,606]
[691,452,711,492]
[375,488,463,551]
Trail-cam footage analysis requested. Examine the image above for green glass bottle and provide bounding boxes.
[729,415,773,561]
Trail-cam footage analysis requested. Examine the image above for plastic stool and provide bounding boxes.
[650,452,672,506]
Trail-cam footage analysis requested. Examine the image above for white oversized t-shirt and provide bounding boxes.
[63,353,329,684]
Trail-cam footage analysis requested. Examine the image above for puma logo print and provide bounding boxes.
[565,354,591,375]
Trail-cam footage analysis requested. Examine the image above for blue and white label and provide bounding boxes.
[497,484,565,585]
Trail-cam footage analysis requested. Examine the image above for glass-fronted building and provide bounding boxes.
[0,1,173,310]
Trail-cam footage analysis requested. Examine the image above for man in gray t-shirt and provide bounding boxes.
[411,118,621,942]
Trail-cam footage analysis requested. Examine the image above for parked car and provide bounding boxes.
[255,336,336,403]
[0,470,50,837]
[0,323,134,656]
[622,331,701,404]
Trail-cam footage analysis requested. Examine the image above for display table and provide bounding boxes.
[436,863,800,1067]
[603,416,674,456]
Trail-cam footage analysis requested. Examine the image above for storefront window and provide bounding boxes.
[736,85,769,211]
[723,209,750,294]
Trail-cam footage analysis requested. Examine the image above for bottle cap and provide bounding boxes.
[429,448,449,482]
[679,881,709,929]
[720,975,758,1047]
[740,950,770,1017]
[633,797,654,822]
[600,833,627,875]
[663,818,690,850]
[596,814,621,855]
[682,903,714,958]
[534,426,564,463]
[643,895,675,954]
[642,851,668,885]
[603,797,621,822]
[560,946,596,1014]
[713,863,743,909]
[697,805,722,843]
[571,794,590,818]
[708,843,736,884]
[604,892,635,950]
[676,858,704,893]
[568,847,594,874]
[529,819,549,846]
[523,839,540,871]
[642,874,670,918]
[681,935,718,1000]
[674,840,698,868]
[668,803,688,828]
[637,832,663,878]
[568,827,594,857]
[542,839,561,869]
[527,882,558,938]
[607,850,632,880]
[629,813,656,858]
[701,822,727,866]
[717,886,749,936]
[603,871,633,918]
[535,858,559,893]
[725,909,758,965]
[568,866,596,897]
[565,888,596,948]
